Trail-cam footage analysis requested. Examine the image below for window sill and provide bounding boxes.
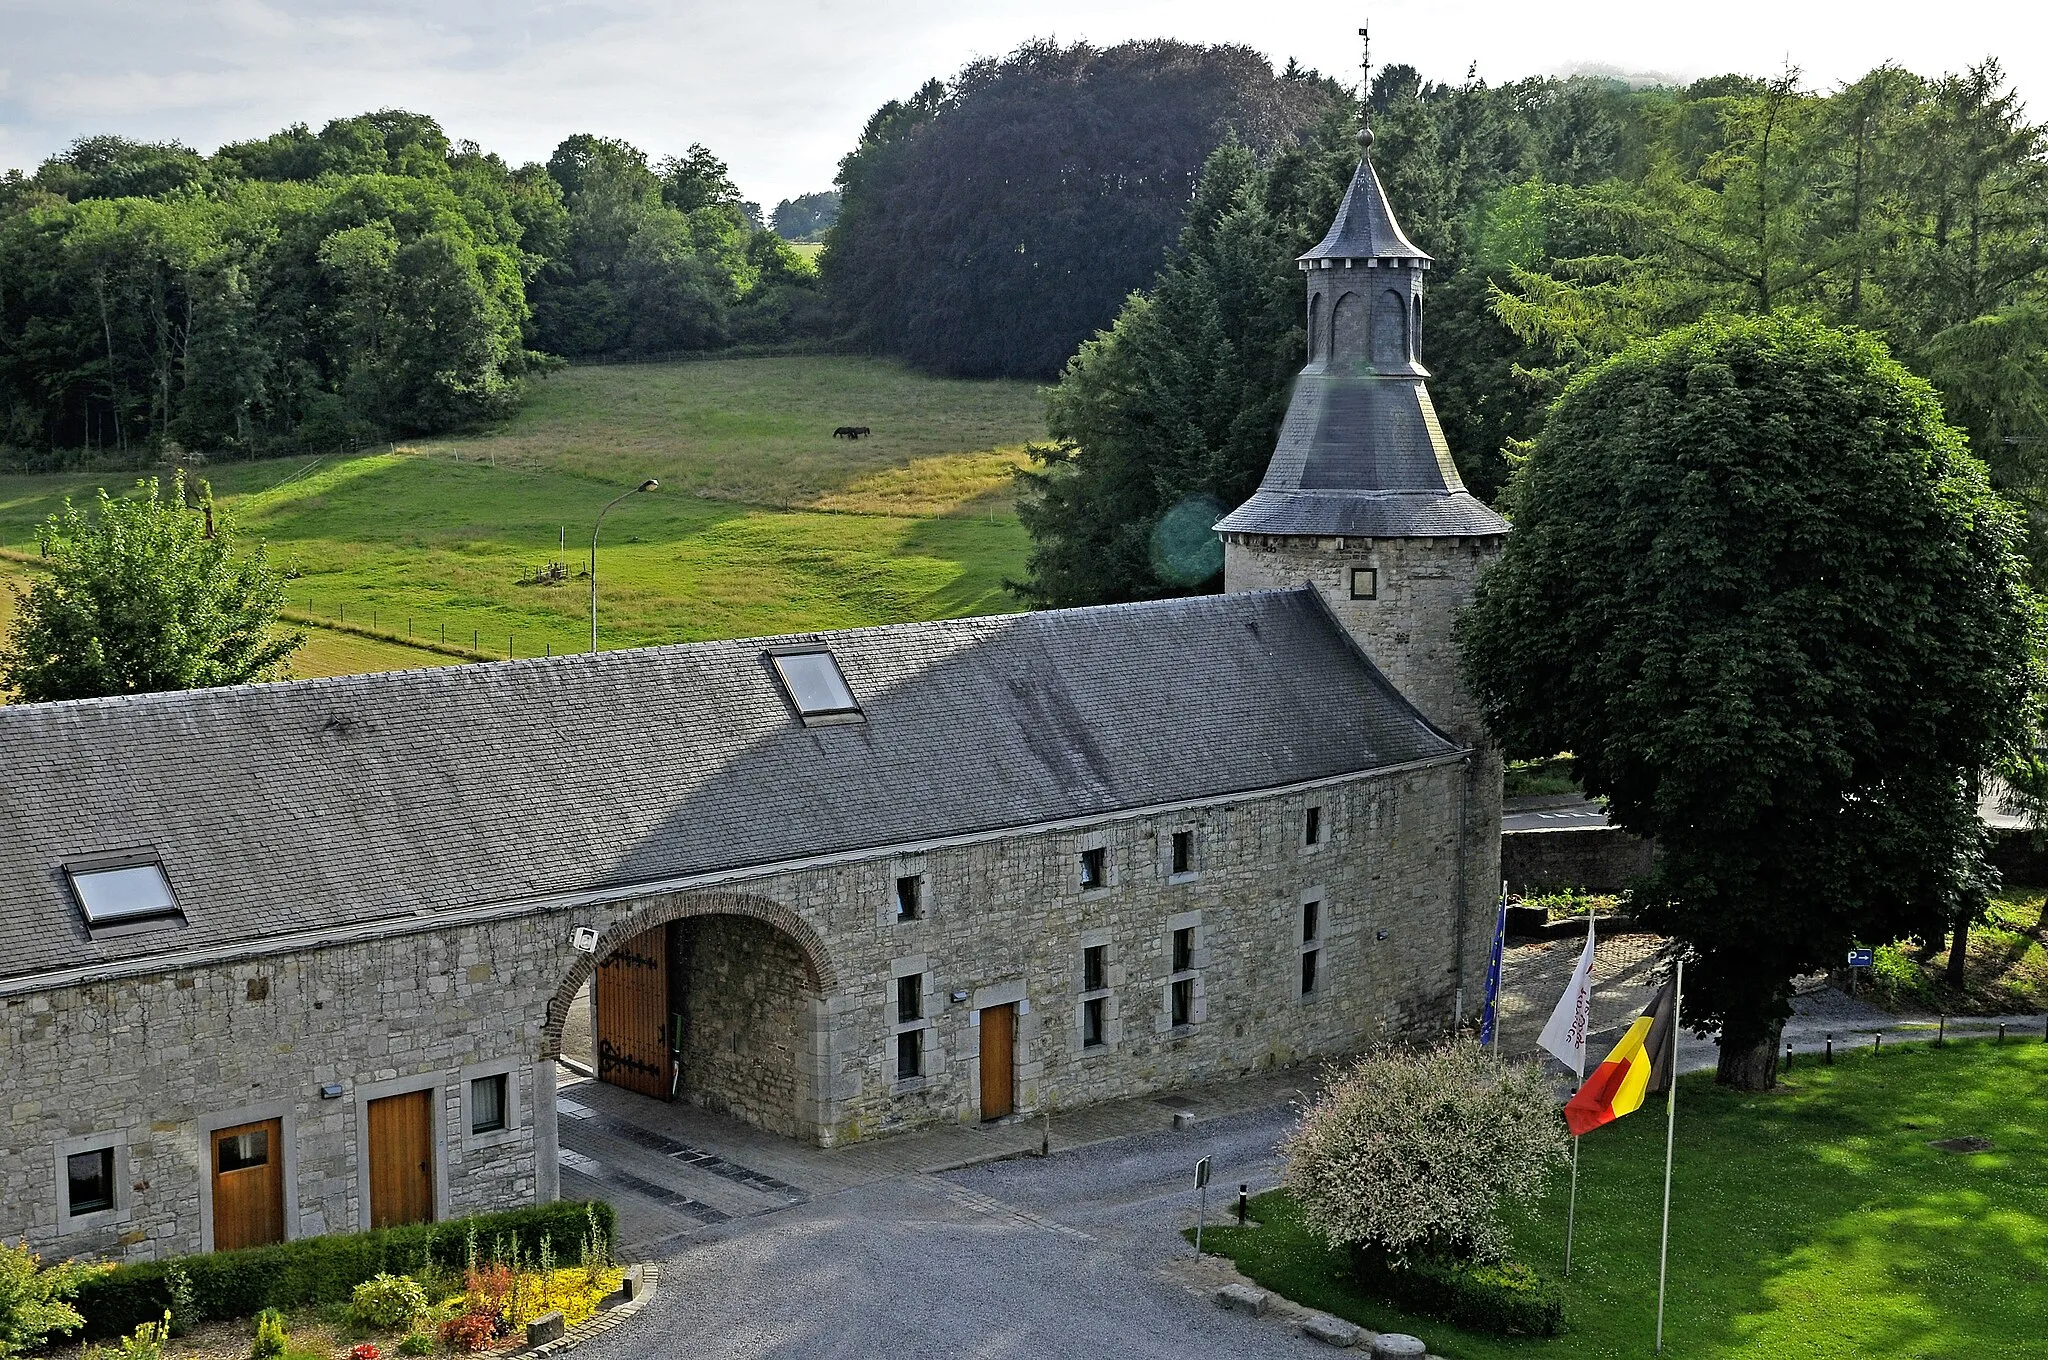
[1166,872,1200,886]
[892,1075,930,1095]
[59,1206,129,1236]
[463,1126,523,1152]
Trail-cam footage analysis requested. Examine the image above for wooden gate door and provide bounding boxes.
[367,1090,435,1229]
[978,1003,1015,1121]
[595,926,671,1099]
[211,1119,284,1250]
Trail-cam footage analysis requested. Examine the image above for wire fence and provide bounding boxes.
[288,596,590,664]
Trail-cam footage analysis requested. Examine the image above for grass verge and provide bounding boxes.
[1200,1039,2048,1359]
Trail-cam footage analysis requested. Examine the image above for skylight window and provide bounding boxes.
[66,858,184,935]
[770,649,862,723]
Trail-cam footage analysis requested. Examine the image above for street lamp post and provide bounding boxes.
[590,479,658,653]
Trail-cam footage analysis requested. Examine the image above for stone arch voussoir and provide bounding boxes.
[540,890,838,1060]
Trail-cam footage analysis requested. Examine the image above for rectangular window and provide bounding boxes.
[897,973,923,1024]
[1079,846,1106,890]
[1170,830,1193,876]
[1305,806,1322,846]
[1303,900,1321,944]
[1350,566,1378,600]
[216,1127,269,1173]
[1172,927,1194,975]
[1171,978,1194,1028]
[1083,996,1106,1047]
[1301,949,1320,995]
[66,858,183,933]
[896,1028,922,1080]
[471,1074,508,1134]
[894,875,922,921]
[769,649,862,721]
[1082,945,1106,994]
[66,1148,114,1216]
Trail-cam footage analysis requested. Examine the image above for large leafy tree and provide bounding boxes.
[1,472,302,702]
[1460,315,2039,1088]
[824,39,1341,379]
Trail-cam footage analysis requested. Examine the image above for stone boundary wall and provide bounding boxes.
[1502,826,1654,896]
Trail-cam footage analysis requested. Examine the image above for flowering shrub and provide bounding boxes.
[1281,1039,1568,1265]
[350,1274,428,1330]
[439,1314,495,1354]
[348,1345,381,1360]
[249,1308,287,1360]
[0,1240,93,1358]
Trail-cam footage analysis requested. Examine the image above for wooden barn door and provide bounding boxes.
[978,1004,1015,1121]
[596,926,672,1099]
[367,1090,435,1229]
[211,1119,284,1250]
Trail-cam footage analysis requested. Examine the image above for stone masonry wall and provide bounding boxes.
[678,916,805,1137]
[4,755,1483,1262]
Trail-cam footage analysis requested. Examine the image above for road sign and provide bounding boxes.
[1847,948,1874,968]
[1194,1156,1212,1189]
[1192,1157,1212,1258]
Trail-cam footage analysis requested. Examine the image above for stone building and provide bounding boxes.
[0,120,1505,1261]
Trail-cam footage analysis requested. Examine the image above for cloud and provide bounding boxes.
[1,0,2041,207]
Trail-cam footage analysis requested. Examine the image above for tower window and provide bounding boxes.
[1170,830,1193,876]
[1083,997,1107,1047]
[896,1029,922,1079]
[1083,945,1106,994]
[1350,567,1377,599]
[1171,978,1194,1027]
[894,875,922,921]
[1305,806,1323,846]
[1172,927,1194,975]
[897,973,923,1024]
[1079,847,1106,890]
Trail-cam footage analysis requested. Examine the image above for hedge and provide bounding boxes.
[1350,1247,1564,1337]
[73,1201,615,1340]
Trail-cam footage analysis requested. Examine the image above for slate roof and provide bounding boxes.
[1216,376,1511,538]
[0,588,1459,984]
[1299,153,1430,265]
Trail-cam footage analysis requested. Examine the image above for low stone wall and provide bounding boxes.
[1990,827,2048,886]
[1502,827,1654,896]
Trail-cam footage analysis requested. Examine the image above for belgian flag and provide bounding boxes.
[1564,981,1677,1136]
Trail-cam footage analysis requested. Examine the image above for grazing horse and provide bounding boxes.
[832,425,872,440]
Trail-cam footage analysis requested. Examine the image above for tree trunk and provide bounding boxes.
[1946,912,1972,989]
[1715,1017,1784,1090]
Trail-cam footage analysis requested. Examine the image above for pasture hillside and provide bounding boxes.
[0,357,1046,672]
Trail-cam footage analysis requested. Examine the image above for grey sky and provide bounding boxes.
[2,1,2042,209]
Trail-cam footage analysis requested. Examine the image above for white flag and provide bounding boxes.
[1538,918,1597,1076]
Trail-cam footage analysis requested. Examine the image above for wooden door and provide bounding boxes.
[978,1004,1015,1121]
[596,926,671,1099]
[367,1090,435,1229]
[211,1119,284,1250]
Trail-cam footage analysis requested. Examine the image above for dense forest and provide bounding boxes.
[1009,58,2048,605]
[0,111,828,459]
[823,39,1348,380]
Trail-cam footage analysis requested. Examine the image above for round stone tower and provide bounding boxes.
[1216,109,1507,1007]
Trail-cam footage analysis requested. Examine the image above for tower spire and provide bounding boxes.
[1358,25,1373,149]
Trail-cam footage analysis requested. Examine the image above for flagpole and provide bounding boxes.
[1654,958,1684,1354]
[1564,914,1592,1277]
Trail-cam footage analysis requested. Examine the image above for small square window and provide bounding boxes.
[1301,949,1320,995]
[1170,831,1193,876]
[1083,996,1107,1047]
[1079,847,1106,890]
[471,1073,508,1134]
[1303,900,1321,944]
[216,1128,269,1173]
[1350,567,1378,600]
[1305,806,1322,847]
[1082,945,1106,994]
[1171,977,1194,1028]
[896,1028,922,1080]
[66,1148,114,1216]
[894,875,922,921]
[897,973,923,1024]
[1172,927,1194,975]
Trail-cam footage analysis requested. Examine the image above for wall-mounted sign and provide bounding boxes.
[571,927,600,954]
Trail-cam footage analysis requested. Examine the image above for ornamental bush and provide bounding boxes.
[0,1241,95,1357]
[349,1275,427,1330]
[249,1308,287,1360]
[1281,1040,1568,1266]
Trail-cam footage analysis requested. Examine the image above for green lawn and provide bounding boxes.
[1202,1040,2048,1359]
[0,356,1046,661]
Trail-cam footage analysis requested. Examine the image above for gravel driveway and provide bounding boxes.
[572,1106,1321,1360]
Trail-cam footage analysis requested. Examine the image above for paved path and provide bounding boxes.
[1502,793,1610,833]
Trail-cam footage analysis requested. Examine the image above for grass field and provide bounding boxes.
[0,357,1047,665]
[1202,1040,2048,1359]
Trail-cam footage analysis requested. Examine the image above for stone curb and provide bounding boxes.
[517,1263,660,1358]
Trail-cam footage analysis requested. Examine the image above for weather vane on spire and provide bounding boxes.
[1357,24,1375,150]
